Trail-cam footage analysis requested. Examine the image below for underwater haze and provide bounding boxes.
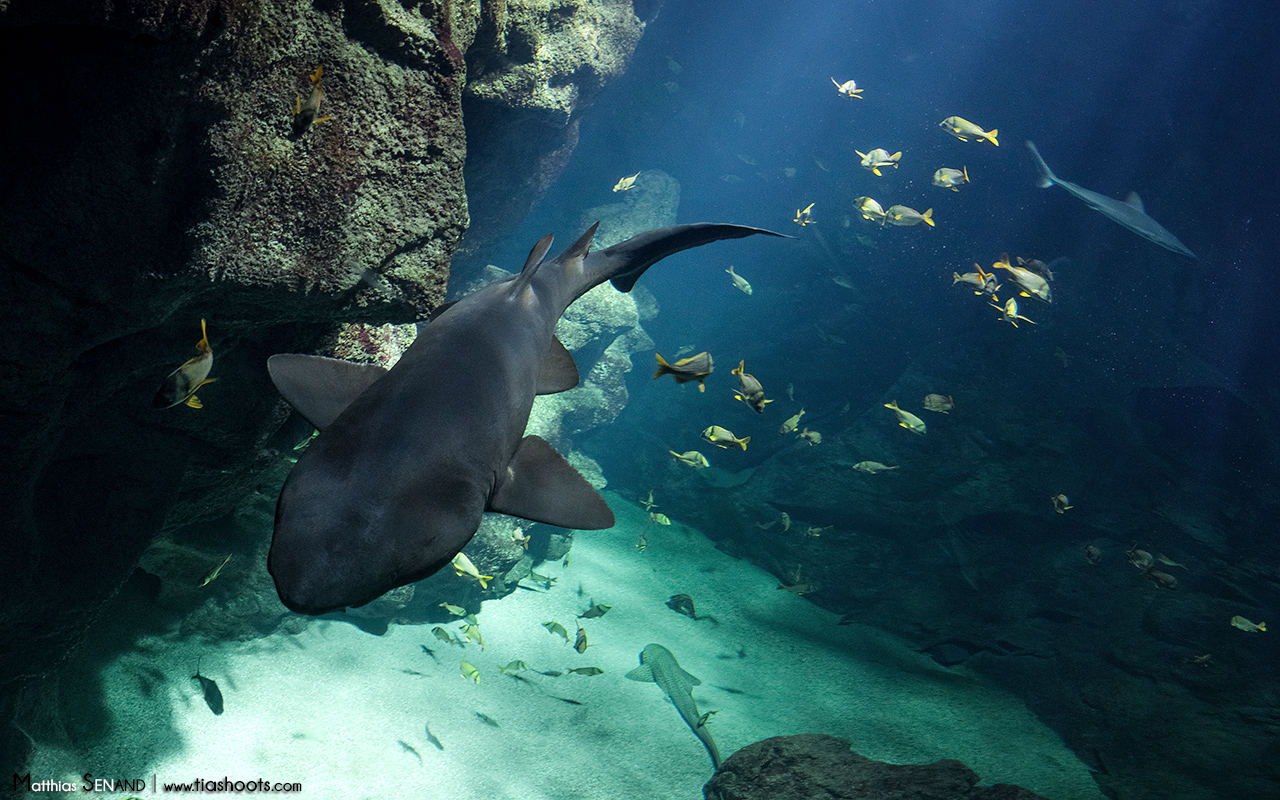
[12,1,1280,800]
[517,1,1280,799]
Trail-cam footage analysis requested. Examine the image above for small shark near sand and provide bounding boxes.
[626,644,721,771]
[1026,140,1195,258]
[267,223,784,615]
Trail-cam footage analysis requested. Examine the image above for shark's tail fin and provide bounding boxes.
[592,224,789,293]
[1025,140,1057,188]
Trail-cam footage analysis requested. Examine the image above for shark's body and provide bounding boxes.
[1026,140,1195,258]
[626,643,721,771]
[267,223,783,615]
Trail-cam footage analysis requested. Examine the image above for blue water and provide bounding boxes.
[469,1,1276,488]
[488,4,1280,797]
[505,0,1278,409]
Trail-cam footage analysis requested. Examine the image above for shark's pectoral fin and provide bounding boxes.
[489,435,615,529]
[625,665,655,682]
[267,354,388,430]
[536,336,580,394]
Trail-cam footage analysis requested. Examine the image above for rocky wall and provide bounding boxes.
[458,0,661,264]
[0,0,658,773]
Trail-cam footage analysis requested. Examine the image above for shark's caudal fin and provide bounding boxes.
[593,223,789,293]
[1025,140,1058,189]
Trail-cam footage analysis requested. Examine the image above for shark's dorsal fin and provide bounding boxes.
[510,224,599,304]
[561,221,600,265]
[523,233,555,274]
[536,336,579,395]
[267,353,388,430]
[489,435,615,529]
[1124,192,1145,211]
[507,233,556,300]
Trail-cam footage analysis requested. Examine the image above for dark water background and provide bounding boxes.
[469,0,1280,489]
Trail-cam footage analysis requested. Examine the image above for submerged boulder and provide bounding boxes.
[0,0,473,693]
[705,735,1052,800]
[459,0,659,261]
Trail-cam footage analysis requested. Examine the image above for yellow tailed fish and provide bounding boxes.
[725,265,752,294]
[884,400,926,435]
[794,202,816,226]
[939,116,998,146]
[932,166,969,191]
[855,148,901,176]
[779,408,805,435]
[669,450,710,468]
[1230,616,1265,633]
[613,171,641,191]
[450,552,493,589]
[292,66,334,136]
[831,78,862,98]
[198,554,233,587]
[854,196,887,224]
[731,360,772,413]
[154,319,215,409]
[992,253,1051,303]
[653,351,714,391]
[885,205,934,227]
[991,297,1036,327]
[702,425,750,450]
[853,461,898,474]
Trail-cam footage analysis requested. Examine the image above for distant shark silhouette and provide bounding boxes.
[626,643,721,771]
[1026,140,1195,258]
[267,223,785,615]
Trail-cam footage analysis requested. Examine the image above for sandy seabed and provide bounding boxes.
[27,493,1103,799]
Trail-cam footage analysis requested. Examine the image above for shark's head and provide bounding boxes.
[269,462,487,615]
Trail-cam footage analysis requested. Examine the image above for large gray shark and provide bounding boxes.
[1026,140,1195,258]
[266,223,784,615]
[625,643,721,771]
